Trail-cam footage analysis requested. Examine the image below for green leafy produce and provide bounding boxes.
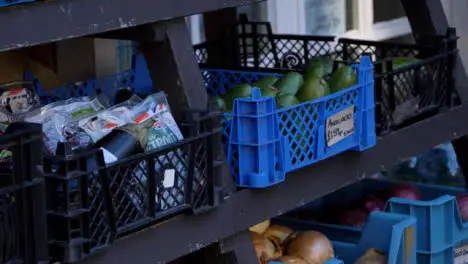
[223,83,252,112]
[328,65,358,93]
[296,77,330,102]
[209,96,226,111]
[275,72,304,96]
[253,76,278,90]
[276,94,300,109]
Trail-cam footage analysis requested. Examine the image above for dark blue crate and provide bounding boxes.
[282,178,468,264]
[33,53,153,104]
[271,211,416,264]
[202,56,376,188]
[0,0,34,7]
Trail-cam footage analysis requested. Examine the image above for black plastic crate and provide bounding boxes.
[0,123,48,264]
[194,15,459,135]
[44,109,223,263]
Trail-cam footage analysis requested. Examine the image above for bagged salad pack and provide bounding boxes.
[62,95,142,151]
[20,96,106,154]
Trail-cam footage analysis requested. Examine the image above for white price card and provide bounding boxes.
[455,243,468,264]
[325,105,355,147]
[163,169,176,188]
[100,147,118,164]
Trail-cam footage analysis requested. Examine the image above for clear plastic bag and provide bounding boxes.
[20,96,106,155]
[62,95,142,151]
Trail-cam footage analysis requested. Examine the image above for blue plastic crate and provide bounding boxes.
[0,0,34,7]
[201,56,376,188]
[282,178,468,264]
[33,53,153,104]
[271,211,416,264]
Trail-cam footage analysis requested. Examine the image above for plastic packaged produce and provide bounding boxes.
[62,95,142,151]
[384,143,463,187]
[0,81,40,115]
[20,96,106,155]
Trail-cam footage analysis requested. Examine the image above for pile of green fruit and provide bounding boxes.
[209,56,359,112]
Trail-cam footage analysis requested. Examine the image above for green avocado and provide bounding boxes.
[305,56,334,79]
[328,65,358,93]
[296,77,330,102]
[223,83,252,112]
[209,96,226,111]
[392,57,420,69]
[260,86,279,97]
[253,76,278,90]
[274,72,304,96]
[276,94,300,109]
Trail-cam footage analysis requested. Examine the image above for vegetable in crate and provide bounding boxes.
[209,96,226,111]
[274,256,308,264]
[338,209,368,228]
[251,231,282,264]
[21,96,106,155]
[354,248,387,264]
[305,56,334,79]
[287,231,334,264]
[250,219,271,234]
[361,195,385,213]
[328,66,358,93]
[253,76,279,90]
[63,95,142,151]
[264,225,294,247]
[456,194,468,221]
[275,72,304,96]
[388,184,422,200]
[276,94,300,109]
[223,83,252,112]
[296,77,330,102]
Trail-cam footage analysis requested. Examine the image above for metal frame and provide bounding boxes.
[0,0,465,263]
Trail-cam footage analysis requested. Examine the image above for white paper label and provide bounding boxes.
[455,243,468,264]
[100,147,118,164]
[326,106,355,147]
[163,169,176,188]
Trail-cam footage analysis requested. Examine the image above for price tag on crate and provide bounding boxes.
[326,106,355,147]
[455,243,468,264]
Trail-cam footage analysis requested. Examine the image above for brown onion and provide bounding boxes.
[251,232,280,264]
[354,249,387,264]
[264,225,294,246]
[275,256,308,264]
[250,220,271,234]
[287,231,334,264]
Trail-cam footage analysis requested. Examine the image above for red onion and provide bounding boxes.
[389,184,423,200]
[456,194,468,222]
[339,209,368,228]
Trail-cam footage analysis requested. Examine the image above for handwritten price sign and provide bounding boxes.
[326,106,355,147]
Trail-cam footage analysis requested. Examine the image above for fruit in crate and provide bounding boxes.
[261,86,280,97]
[354,248,387,264]
[250,219,271,234]
[264,225,294,246]
[296,77,330,103]
[456,194,468,221]
[254,76,279,90]
[276,94,300,109]
[274,256,308,264]
[275,72,304,96]
[388,184,422,200]
[328,65,358,93]
[338,209,368,228]
[287,231,334,264]
[305,56,334,79]
[361,195,385,213]
[209,96,226,111]
[251,231,282,264]
[223,83,253,111]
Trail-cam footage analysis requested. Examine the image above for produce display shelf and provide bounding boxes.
[0,0,262,52]
[83,104,468,264]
